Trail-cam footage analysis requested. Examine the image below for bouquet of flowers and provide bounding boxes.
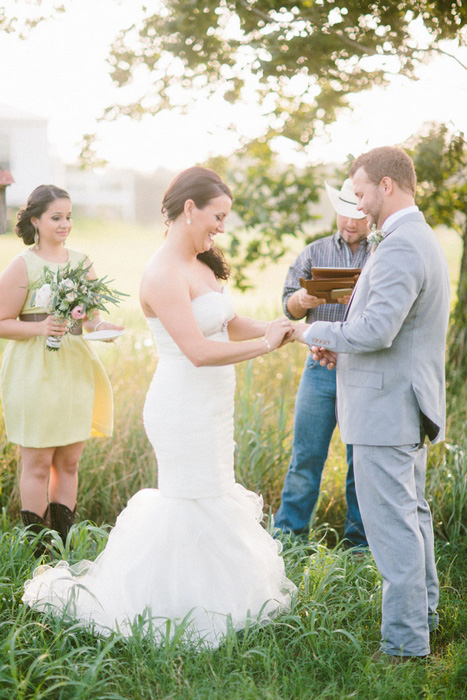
[31,259,127,351]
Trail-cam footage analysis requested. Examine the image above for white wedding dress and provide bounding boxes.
[23,291,296,648]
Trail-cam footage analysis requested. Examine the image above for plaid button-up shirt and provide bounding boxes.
[282,232,371,323]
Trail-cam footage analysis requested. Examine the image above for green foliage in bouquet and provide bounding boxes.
[30,259,128,350]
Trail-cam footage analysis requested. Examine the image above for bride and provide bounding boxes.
[23,166,297,648]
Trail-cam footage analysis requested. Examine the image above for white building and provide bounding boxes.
[66,165,136,221]
[0,103,136,219]
[0,102,64,207]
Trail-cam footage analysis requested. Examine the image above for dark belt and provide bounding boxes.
[19,313,83,335]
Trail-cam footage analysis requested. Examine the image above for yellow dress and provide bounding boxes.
[0,248,113,448]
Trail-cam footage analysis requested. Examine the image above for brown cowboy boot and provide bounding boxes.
[49,502,76,546]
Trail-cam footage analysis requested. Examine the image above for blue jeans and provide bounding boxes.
[275,355,367,547]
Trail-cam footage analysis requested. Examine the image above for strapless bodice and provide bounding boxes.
[146,290,236,358]
[143,288,237,499]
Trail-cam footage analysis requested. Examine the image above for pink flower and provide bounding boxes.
[71,305,86,320]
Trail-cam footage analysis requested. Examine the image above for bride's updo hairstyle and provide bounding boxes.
[16,184,71,246]
[162,166,232,280]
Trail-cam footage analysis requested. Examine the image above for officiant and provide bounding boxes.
[275,179,370,546]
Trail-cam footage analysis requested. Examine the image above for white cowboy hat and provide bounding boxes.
[324,179,366,219]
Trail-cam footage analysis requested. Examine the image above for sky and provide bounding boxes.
[1,0,467,173]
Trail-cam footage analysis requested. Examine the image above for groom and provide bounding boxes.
[297,146,450,661]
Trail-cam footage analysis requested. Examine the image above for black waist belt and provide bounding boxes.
[19,313,83,335]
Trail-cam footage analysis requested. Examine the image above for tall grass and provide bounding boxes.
[1,519,467,699]
[426,368,467,543]
[1,336,466,699]
[234,351,296,506]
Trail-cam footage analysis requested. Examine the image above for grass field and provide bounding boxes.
[0,219,466,698]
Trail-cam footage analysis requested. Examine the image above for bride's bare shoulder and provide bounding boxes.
[143,249,173,279]
[140,251,190,316]
[141,250,187,296]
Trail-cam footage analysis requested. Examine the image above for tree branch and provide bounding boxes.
[326,29,387,57]
[238,0,275,25]
[419,46,467,71]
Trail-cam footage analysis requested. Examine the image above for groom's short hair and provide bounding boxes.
[350,147,416,196]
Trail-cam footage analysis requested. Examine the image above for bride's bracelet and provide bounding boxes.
[94,320,105,331]
[261,337,272,354]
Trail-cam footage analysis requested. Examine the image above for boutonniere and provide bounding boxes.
[367,225,385,250]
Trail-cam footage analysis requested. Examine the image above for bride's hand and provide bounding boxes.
[264,317,294,350]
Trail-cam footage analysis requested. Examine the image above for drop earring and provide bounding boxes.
[34,228,40,249]
[186,218,192,225]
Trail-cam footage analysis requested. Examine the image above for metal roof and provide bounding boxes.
[0,170,14,186]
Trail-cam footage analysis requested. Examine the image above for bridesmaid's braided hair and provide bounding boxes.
[16,184,71,246]
[162,166,232,281]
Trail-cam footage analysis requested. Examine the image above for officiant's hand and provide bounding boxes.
[286,289,325,321]
[296,289,326,309]
[311,346,338,370]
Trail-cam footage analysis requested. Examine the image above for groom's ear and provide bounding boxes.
[380,176,394,195]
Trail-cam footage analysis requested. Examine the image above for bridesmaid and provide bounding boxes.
[0,185,123,552]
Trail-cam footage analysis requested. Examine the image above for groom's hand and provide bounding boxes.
[290,323,310,344]
[311,345,338,370]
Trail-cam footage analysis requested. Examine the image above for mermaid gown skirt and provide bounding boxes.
[23,292,296,647]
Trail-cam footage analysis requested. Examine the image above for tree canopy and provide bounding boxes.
[107,0,467,142]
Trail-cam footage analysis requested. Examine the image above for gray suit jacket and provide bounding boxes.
[304,211,450,446]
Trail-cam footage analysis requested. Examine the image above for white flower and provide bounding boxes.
[34,283,52,308]
[367,226,385,249]
[59,278,75,291]
[65,290,78,302]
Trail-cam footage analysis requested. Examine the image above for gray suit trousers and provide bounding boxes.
[353,443,438,656]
